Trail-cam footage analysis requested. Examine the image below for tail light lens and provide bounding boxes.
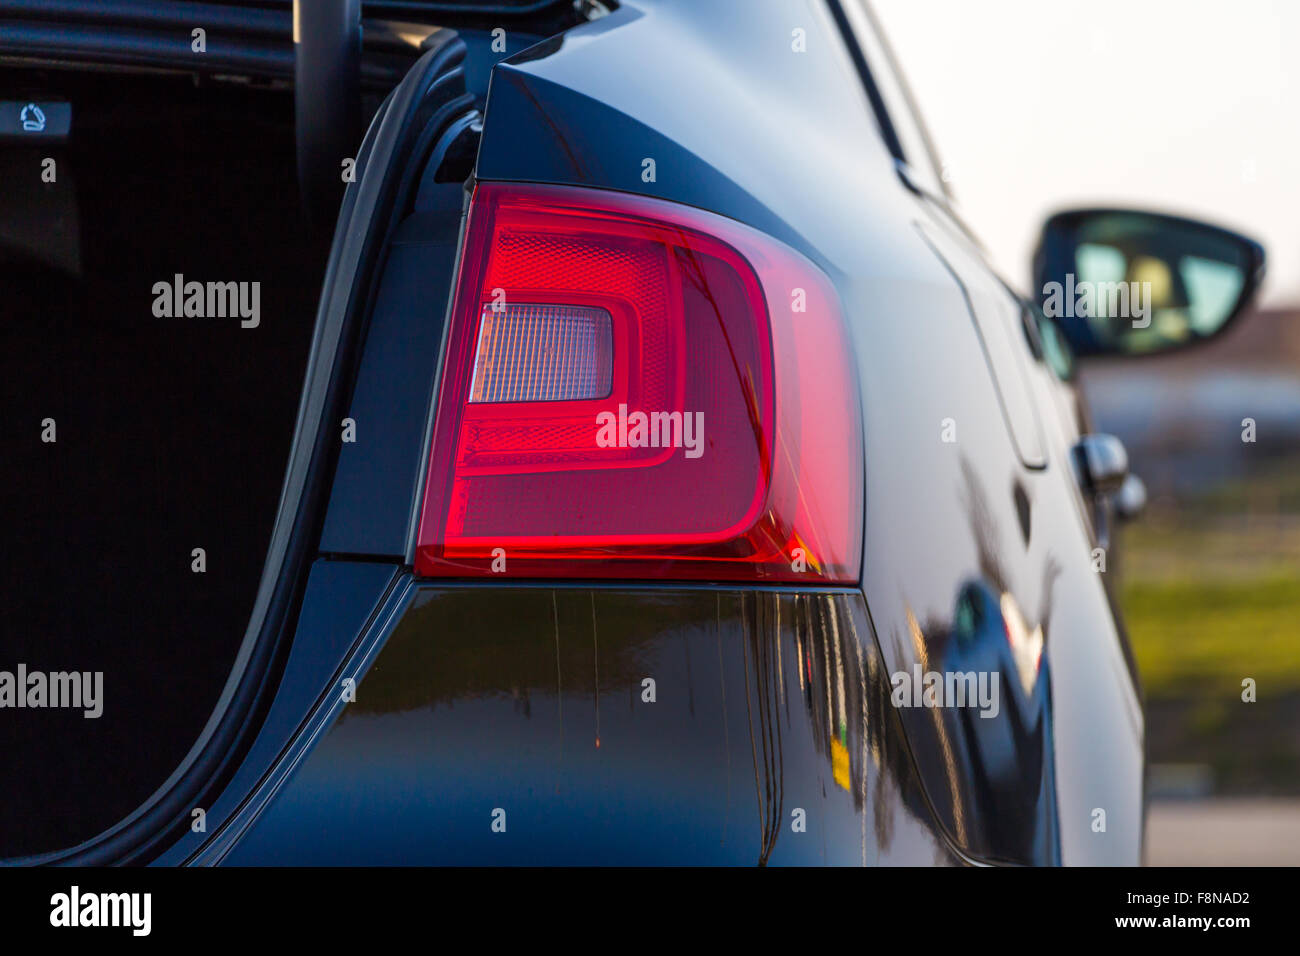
[414,182,862,582]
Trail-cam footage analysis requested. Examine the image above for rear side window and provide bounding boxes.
[833,0,948,199]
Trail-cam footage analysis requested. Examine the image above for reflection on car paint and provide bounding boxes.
[226,586,966,865]
[879,457,1062,865]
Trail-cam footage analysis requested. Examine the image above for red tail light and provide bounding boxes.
[414,182,862,582]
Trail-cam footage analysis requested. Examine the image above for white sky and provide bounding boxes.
[872,0,1300,306]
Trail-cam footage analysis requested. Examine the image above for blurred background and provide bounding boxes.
[874,0,1300,864]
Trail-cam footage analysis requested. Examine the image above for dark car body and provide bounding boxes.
[4,0,1146,866]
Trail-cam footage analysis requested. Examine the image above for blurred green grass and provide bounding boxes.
[1122,573,1300,699]
[1117,458,1300,793]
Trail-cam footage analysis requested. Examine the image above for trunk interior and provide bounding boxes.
[0,70,324,857]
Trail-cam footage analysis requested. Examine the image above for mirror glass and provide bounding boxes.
[1037,210,1263,357]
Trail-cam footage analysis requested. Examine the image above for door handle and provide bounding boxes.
[1072,433,1142,548]
[1073,433,1129,497]
[1114,473,1147,521]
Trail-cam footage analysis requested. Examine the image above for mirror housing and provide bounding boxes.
[1033,209,1265,358]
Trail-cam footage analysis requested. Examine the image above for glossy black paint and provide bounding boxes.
[151,559,398,865]
[317,190,465,557]
[117,0,1139,865]
[466,0,1142,863]
[318,29,521,557]
[218,585,963,866]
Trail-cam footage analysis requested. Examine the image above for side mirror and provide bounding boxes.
[1033,209,1265,358]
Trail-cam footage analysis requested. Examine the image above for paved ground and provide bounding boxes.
[1146,799,1300,866]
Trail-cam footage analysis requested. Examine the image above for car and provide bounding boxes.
[0,0,1265,866]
